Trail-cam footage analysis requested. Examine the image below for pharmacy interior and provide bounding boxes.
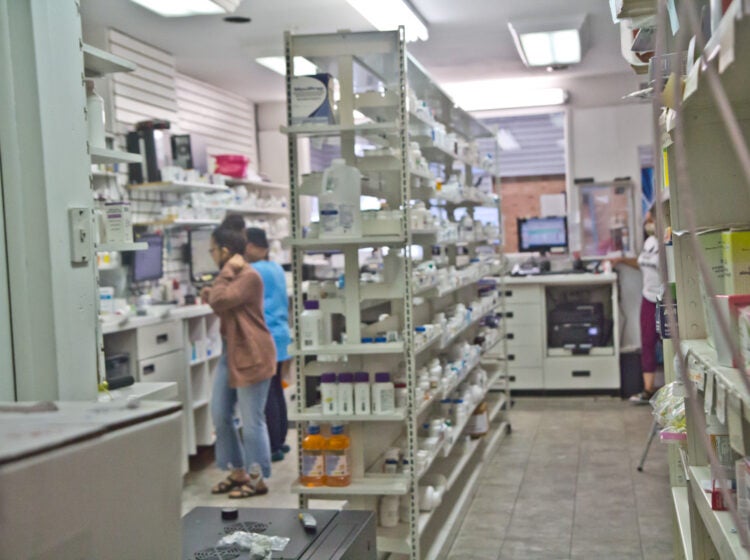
[3,0,750,558]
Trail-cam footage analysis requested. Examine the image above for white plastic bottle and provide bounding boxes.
[320,158,362,237]
[85,79,106,148]
[354,371,371,415]
[379,495,400,528]
[372,372,395,414]
[320,373,338,415]
[300,300,325,348]
[337,373,354,415]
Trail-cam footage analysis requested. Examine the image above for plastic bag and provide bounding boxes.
[218,532,290,560]
[650,381,686,433]
[214,154,249,178]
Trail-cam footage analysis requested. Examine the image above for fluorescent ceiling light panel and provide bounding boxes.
[509,16,587,67]
[444,81,567,111]
[346,0,429,42]
[129,0,235,17]
[256,56,318,76]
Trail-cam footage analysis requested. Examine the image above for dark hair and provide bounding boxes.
[212,225,247,256]
[221,214,246,233]
[246,227,269,249]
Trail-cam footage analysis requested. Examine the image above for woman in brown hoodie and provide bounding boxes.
[203,225,276,498]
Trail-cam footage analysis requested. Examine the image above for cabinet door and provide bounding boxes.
[138,350,185,389]
[502,303,542,327]
[501,285,541,304]
[137,320,184,360]
[507,368,544,390]
[505,324,544,349]
[505,344,543,368]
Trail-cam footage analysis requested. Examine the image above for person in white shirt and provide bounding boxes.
[613,208,662,403]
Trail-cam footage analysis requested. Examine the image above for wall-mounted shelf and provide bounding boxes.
[83,43,137,78]
[225,179,289,191]
[127,181,231,195]
[90,147,142,165]
[96,242,148,253]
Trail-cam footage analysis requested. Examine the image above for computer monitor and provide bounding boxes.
[189,228,220,284]
[132,233,164,282]
[517,216,568,254]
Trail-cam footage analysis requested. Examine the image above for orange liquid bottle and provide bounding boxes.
[300,423,326,487]
[324,424,351,487]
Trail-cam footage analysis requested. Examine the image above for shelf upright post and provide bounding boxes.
[283,31,309,510]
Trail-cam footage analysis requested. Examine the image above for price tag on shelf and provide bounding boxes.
[687,356,705,389]
[704,370,715,415]
[716,381,727,425]
[727,392,746,455]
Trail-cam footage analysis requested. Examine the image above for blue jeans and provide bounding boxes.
[211,353,272,478]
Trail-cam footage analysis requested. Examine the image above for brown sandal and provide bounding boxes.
[228,480,269,499]
[211,476,247,494]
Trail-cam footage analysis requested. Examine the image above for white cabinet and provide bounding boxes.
[504,274,620,392]
[137,320,184,358]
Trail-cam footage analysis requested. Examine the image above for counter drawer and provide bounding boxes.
[501,303,542,327]
[543,356,619,390]
[507,368,544,390]
[505,344,543,368]
[137,320,184,360]
[500,285,542,304]
[505,324,543,348]
[137,350,185,393]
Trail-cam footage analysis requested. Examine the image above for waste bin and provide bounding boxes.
[620,348,643,399]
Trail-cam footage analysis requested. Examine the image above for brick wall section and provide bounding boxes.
[501,175,566,253]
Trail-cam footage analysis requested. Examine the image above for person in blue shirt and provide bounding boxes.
[244,227,292,462]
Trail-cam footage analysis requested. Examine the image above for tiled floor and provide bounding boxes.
[182,396,673,559]
[448,396,673,560]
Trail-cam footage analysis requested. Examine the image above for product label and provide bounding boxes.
[325,451,349,477]
[302,452,324,478]
[320,205,339,233]
[338,204,355,232]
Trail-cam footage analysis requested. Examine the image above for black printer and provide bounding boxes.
[548,302,610,350]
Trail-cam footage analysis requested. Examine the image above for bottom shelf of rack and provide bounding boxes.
[291,476,409,496]
[672,486,693,560]
[688,466,749,559]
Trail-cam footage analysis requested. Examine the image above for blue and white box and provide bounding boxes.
[291,74,336,125]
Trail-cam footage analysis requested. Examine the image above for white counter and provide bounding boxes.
[100,303,214,335]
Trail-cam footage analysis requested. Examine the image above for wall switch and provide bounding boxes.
[68,207,92,264]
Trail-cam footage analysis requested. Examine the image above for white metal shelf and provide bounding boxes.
[90,147,142,165]
[127,181,231,194]
[223,206,289,216]
[225,178,288,191]
[288,405,407,422]
[83,43,137,77]
[682,339,750,408]
[281,122,399,137]
[291,341,404,357]
[689,466,749,559]
[672,487,693,560]
[189,354,220,367]
[287,235,405,249]
[192,398,209,410]
[96,242,147,252]
[291,475,409,496]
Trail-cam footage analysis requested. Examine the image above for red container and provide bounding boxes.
[214,154,249,178]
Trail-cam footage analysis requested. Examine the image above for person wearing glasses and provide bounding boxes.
[201,225,275,498]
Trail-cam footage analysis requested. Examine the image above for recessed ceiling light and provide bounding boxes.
[256,56,318,76]
[508,15,588,68]
[443,80,568,111]
[224,16,250,23]
[129,0,240,17]
[346,0,429,42]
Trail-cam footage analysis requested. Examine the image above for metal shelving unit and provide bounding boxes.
[283,28,509,560]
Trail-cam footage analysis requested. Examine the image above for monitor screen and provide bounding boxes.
[132,233,164,282]
[189,228,220,284]
[517,216,568,253]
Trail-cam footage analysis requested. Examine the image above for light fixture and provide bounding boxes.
[508,15,588,68]
[442,80,568,111]
[346,0,429,42]
[129,0,240,17]
[256,56,318,76]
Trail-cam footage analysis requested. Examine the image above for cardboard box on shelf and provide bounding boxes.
[707,294,750,367]
[722,229,750,295]
[291,74,336,125]
[697,228,728,347]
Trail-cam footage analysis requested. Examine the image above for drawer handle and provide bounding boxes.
[156,334,169,344]
[508,354,515,361]
[505,290,513,297]
[509,376,516,382]
[506,333,515,340]
[572,370,591,377]
[143,364,156,375]
[505,311,514,318]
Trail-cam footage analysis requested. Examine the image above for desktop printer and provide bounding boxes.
[182,507,376,560]
[548,302,609,350]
